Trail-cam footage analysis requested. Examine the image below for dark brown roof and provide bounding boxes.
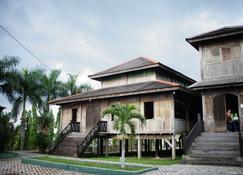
[190,76,243,90]
[49,80,181,105]
[186,25,243,50]
[89,57,195,83]
[89,57,159,79]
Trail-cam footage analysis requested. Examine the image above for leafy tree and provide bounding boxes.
[0,56,19,100]
[0,112,14,152]
[65,73,92,95]
[27,106,38,150]
[102,103,145,168]
[11,68,44,150]
[36,111,54,153]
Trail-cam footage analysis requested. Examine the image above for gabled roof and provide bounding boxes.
[190,76,243,90]
[89,57,195,83]
[49,80,181,105]
[89,57,159,79]
[186,25,243,50]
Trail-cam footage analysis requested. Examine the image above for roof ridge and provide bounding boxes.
[154,79,179,86]
[141,57,159,63]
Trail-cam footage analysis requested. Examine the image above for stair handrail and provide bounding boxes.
[183,114,204,154]
[77,120,107,156]
[50,121,80,153]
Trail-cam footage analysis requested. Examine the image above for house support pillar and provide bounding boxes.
[105,136,108,157]
[137,135,141,159]
[165,135,176,160]
[155,139,159,158]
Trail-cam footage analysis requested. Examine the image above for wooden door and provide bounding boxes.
[213,94,226,132]
[86,102,101,129]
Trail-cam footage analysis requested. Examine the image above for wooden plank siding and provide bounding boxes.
[60,92,185,134]
[200,39,243,80]
[101,69,156,88]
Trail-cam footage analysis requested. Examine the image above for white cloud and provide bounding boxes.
[182,11,222,36]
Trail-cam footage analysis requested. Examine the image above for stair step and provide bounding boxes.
[191,145,239,151]
[201,132,239,136]
[189,150,239,156]
[182,159,243,167]
[192,142,239,146]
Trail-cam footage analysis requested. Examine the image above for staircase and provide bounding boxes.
[182,132,243,167]
[51,120,107,157]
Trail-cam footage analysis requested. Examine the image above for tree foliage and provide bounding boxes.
[0,112,14,152]
[0,56,93,152]
[102,103,145,168]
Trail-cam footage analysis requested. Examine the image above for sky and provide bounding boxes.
[1,0,243,111]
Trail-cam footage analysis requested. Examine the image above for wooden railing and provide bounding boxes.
[78,120,107,157]
[50,121,80,153]
[183,114,204,154]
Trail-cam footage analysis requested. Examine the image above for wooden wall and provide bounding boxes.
[61,103,82,131]
[60,93,176,134]
[202,88,243,132]
[101,70,156,88]
[200,39,243,80]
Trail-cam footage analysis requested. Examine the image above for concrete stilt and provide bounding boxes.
[137,135,141,159]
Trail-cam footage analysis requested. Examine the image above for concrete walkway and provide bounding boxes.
[0,152,243,175]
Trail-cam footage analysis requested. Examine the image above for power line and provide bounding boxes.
[0,24,51,71]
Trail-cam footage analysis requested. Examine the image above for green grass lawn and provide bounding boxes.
[88,156,181,165]
[36,156,146,171]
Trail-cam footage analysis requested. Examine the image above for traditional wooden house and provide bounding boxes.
[49,57,201,158]
[187,26,243,132]
[183,26,243,166]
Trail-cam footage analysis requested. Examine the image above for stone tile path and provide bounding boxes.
[0,152,243,175]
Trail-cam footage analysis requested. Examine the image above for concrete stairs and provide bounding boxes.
[52,133,84,157]
[182,132,243,167]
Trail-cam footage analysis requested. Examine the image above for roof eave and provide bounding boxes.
[49,86,181,105]
[88,64,160,80]
[186,30,243,51]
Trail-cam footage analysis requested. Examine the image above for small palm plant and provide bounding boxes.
[102,103,145,168]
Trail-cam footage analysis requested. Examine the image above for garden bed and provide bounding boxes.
[22,156,158,175]
[88,156,182,165]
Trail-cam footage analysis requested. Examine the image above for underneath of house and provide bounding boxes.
[49,25,243,167]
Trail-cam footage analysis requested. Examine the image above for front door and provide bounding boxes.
[86,102,101,129]
[213,94,226,132]
[213,93,239,132]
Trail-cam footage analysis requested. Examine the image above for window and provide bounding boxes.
[175,102,186,119]
[72,108,78,122]
[222,47,231,61]
[222,45,240,61]
[144,102,154,119]
[211,48,220,63]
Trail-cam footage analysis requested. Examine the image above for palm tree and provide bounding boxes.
[11,68,44,150]
[39,69,64,112]
[65,73,92,95]
[0,56,19,100]
[102,103,145,168]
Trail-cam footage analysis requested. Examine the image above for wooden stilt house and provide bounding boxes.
[49,57,201,158]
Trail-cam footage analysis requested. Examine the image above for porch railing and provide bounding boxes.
[77,120,107,157]
[183,114,204,154]
[50,121,80,153]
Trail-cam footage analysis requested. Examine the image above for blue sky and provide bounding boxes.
[1,0,243,110]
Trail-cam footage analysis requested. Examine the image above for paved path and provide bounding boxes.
[0,152,243,175]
